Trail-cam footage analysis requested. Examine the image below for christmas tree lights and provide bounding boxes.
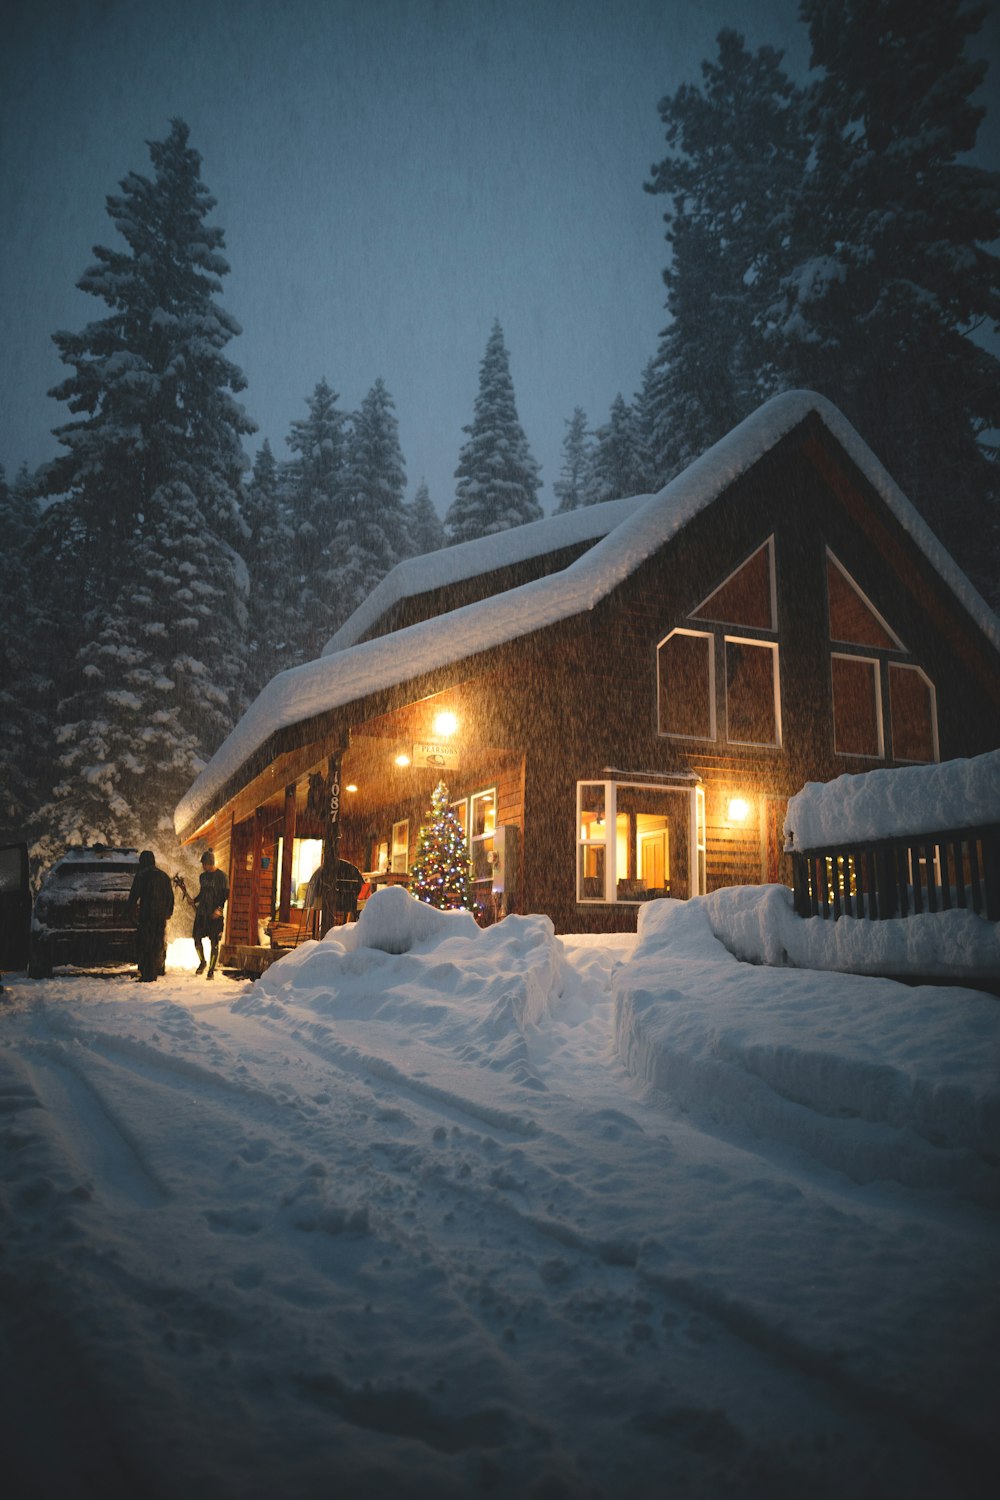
[410,781,474,910]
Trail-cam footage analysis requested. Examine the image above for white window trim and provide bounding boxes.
[656,628,717,742]
[723,636,782,749]
[691,536,777,632]
[575,780,702,905]
[888,662,940,764]
[826,549,905,651]
[391,818,410,874]
[831,651,885,759]
[469,786,497,881]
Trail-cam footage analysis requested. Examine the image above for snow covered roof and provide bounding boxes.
[785,749,1000,850]
[176,391,1000,836]
[322,493,650,654]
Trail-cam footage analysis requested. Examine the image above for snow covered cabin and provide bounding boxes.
[175,391,1000,952]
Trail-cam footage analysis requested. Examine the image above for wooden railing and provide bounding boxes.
[791,825,1000,923]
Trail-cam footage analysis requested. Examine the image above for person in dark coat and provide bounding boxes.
[193,850,229,978]
[126,851,175,983]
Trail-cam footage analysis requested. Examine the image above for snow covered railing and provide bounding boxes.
[791,825,1000,923]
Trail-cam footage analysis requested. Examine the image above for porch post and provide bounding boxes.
[279,784,296,922]
[319,751,344,937]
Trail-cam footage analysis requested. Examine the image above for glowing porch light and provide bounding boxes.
[432,710,459,738]
[727,797,750,824]
[345,784,358,793]
[394,753,411,768]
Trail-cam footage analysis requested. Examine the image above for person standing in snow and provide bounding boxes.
[126,851,175,983]
[192,850,228,978]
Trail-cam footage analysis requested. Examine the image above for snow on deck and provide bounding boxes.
[176,391,1000,835]
[785,749,1000,850]
[322,493,649,654]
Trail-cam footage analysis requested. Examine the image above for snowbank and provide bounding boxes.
[707,882,1000,982]
[785,749,1000,849]
[614,896,1000,1205]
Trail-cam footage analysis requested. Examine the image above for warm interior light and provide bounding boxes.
[345,784,358,793]
[727,797,750,824]
[394,753,411,768]
[432,710,458,738]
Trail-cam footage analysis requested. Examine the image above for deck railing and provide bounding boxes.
[790,824,1000,923]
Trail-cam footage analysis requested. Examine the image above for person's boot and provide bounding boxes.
[207,945,218,979]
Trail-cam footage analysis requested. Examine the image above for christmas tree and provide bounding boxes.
[410,782,474,911]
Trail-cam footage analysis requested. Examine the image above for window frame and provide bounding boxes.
[575,779,704,905]
[391,819,410,874]
[469,786,497,883]
[830,651,884,760]
[888,662,940,764]
[656,628,716,742]
[723,635,782,748]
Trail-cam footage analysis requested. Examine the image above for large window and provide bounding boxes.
[826,552,937,764]
[276,836,324,909]
[657,630,714,739]
[889,663,938,763]
[725,638,780,746]
[576,781,702,904]
[831,654,882,757]
[658,539,781,749]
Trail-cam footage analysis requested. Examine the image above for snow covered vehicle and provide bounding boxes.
[28,846,140,979]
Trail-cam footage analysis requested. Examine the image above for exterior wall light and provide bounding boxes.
[345,784,358,793]
[432,711,458,738]
[727,797,750,824]
[394,754,411,768]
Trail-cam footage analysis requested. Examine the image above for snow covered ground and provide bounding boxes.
[1,887,998,1499]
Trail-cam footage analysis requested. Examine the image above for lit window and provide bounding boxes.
[889,664,938,762]
[577,782,608,902]
[391,819,410,873]
[725,638,780,746]
[449,797,469,841]
[470,789,496,881]
[658,629,714,739]
[831,655,883,757]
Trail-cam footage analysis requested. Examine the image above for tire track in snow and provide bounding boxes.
[21,1050,169,1209]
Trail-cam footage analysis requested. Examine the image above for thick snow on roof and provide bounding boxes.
[785,749,1000,850]
[323,493,649,655]
[177,391,1000,835]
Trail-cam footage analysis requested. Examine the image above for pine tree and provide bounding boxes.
[242,440,294,700]
[32,119,253,861]
[334,378,409,629]
[407,479,446,555]
[446,321,543,543]
[645,32,807,479]
[769,0,1000,596]
[284,378,349,661]
[41,118,255,605]
[553,407,593,513]
[34,480,248,869]
[410,782,474,910]
[585,394,647,505]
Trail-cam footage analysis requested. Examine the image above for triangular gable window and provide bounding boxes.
[827,553,903,649]
[690,540,775,630]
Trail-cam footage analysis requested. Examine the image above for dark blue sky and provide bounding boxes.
[1,0,995,515]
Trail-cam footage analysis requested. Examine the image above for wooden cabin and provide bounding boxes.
[174,392,1000,958]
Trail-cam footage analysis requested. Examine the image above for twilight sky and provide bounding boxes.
[1,0,995,516]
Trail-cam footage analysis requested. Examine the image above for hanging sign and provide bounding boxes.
[411,741,460,770]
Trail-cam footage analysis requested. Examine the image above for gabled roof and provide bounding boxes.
[176,391,1000,837]
[323,493,650,654]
